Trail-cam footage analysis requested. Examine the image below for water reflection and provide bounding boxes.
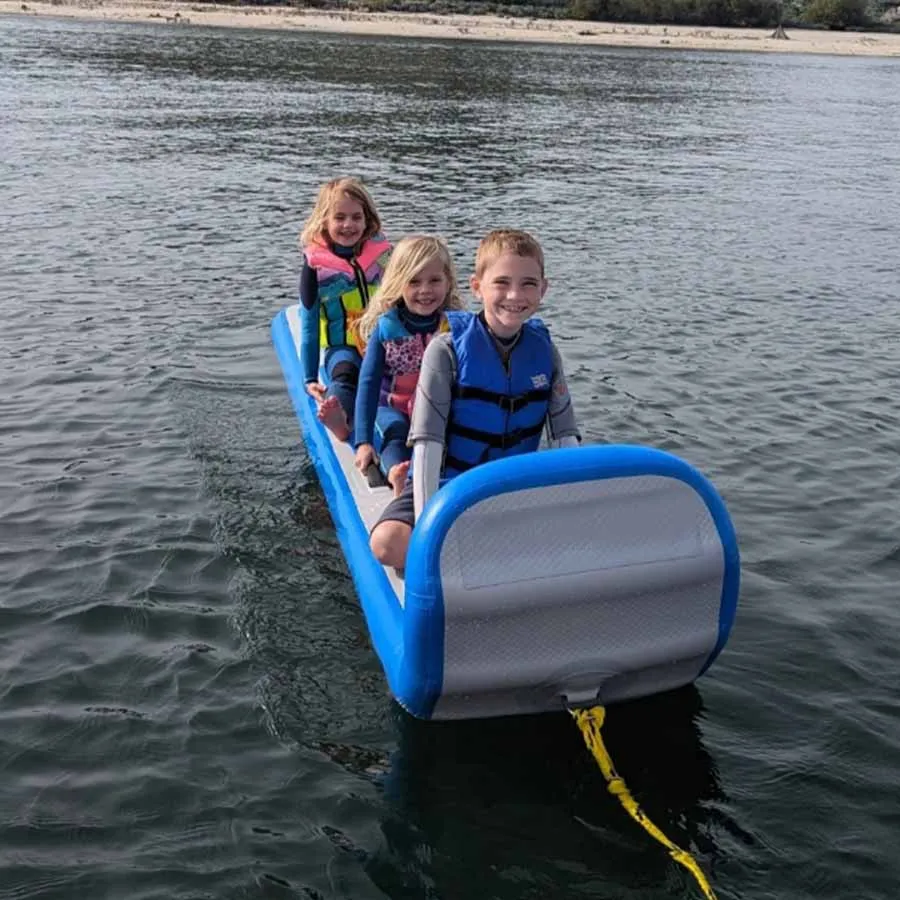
[368,687,730,897]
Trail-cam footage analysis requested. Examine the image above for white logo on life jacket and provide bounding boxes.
[531,373,549,389]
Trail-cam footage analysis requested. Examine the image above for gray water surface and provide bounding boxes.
[3,14,900,899]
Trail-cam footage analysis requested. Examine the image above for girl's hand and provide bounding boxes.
[355,444,376,472]
[305,382,327,405]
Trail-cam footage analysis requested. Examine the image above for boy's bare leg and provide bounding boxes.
[317,395,350,441]
[370,520,412,571]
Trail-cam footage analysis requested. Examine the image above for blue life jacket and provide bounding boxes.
[443,311,553,479]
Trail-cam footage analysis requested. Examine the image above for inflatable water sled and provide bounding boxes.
[272,305,740,721]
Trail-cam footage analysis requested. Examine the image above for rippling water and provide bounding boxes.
[3,13,900,899]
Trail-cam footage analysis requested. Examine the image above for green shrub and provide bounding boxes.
[802,0,869,26]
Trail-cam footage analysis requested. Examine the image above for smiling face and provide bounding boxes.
[402,256,450,316]
[471,251,547,339]
[325,195,366,249]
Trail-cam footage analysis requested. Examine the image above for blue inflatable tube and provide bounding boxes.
[273,306,740,721]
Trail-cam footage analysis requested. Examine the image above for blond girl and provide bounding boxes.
[353,236,465,495]
[298,177,392,440]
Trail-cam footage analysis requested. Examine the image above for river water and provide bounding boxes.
[2,12,899,899]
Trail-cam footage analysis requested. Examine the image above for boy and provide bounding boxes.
[369,229,581,570]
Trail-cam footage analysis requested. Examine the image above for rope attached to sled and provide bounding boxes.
[570,706,718,900]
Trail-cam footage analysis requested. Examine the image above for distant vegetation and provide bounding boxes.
[224,0,899,30]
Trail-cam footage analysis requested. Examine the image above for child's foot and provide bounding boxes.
[387,461,410,498]
[317,395,350,441]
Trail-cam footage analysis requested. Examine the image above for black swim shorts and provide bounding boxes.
[373,481,415,531]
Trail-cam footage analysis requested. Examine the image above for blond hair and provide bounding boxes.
[474,228,545,278]
[355,235,465,343]
[298,176,382,250]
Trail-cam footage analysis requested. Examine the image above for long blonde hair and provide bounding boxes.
[356,235,465,343]
[298,176,382,250]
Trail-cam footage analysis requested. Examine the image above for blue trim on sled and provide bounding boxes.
[404,445,741,718]
[271,309,405,696]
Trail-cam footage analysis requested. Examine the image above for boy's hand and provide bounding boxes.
[355,444,376,472]
[305,382,327,405]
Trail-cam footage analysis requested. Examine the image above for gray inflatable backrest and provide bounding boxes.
[433,474,725,719]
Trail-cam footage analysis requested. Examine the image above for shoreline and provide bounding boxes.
[5,0,900,56]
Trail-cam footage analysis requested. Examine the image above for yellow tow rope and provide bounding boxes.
[570,706,718,900]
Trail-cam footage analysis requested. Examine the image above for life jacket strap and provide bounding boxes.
[443,453,475,474]
[446,419,545,452]
[452,384,551,414]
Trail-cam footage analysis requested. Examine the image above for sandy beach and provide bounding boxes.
[4,0,900,56]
